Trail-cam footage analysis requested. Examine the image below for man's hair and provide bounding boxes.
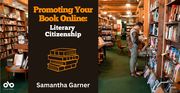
[135,22,143,27]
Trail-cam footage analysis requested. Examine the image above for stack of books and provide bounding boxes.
[47,48,79,72]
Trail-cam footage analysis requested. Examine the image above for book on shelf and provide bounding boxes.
[173,64,180,83]
[150,0,159,11]
[164,60,174,76]
[144,67,151,78]
[149,57,157,73]
[169,5,180,22]
[147,72,157,89]
[150,37,158,48]
[165,25,180,42]
[165,45,180,62]
[153,9,159,22]
[150,24,158,36]
[4,38,11,44]
[4,26,17,31]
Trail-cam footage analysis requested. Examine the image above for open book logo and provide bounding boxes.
[3,81,14,88]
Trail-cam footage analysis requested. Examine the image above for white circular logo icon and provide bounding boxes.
[3,81,14,88]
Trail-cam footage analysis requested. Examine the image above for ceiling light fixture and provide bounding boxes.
[126,3,131,7]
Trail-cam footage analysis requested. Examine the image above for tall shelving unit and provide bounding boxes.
[162,0,180,91]
[148,0,165,78]
[0,3,27,60]
[145,0,180,92]
[145,0,166,92]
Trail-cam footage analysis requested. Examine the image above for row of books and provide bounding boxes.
[1,19,25,25]
[164,60,174,76]
[164,60,180,83]
[149,56,157,73]
[169,5,180,22]
[101,25,112,30]
[4,32,18,38]
[4,12,17,19]
[150,0,159,11]
[101,26,113,46]
[0,50,15,60]
[4,38,11,44]
[4,19,17,25]
[165,25,180,42]
[101,31,112,34]
[11,37,18,43]
[165,45,180,63]
[4,26,16,31]
[102,36,112,41]
[144,67,167,93]
[6,44,13,50]
[4,38,18,44]
[17,27,25,31]
[150,24,158,36]
[0,26,26,32]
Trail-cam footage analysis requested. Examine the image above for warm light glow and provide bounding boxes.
[127,15,131,17]
[108,14,112,18]
[126,10,132,15]
[126,4,131,7]
[113,17,116,20]
[102,11,107,15]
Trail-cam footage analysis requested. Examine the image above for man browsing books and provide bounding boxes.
[127,22,143,77]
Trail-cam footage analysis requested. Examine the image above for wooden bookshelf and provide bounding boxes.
[161,0,180,92]
[148,0,165,79]
[0,3,27,60]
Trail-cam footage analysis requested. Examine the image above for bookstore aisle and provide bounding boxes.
[0,0,28,93]
[98,45,151,93]
[98,0,180,93]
